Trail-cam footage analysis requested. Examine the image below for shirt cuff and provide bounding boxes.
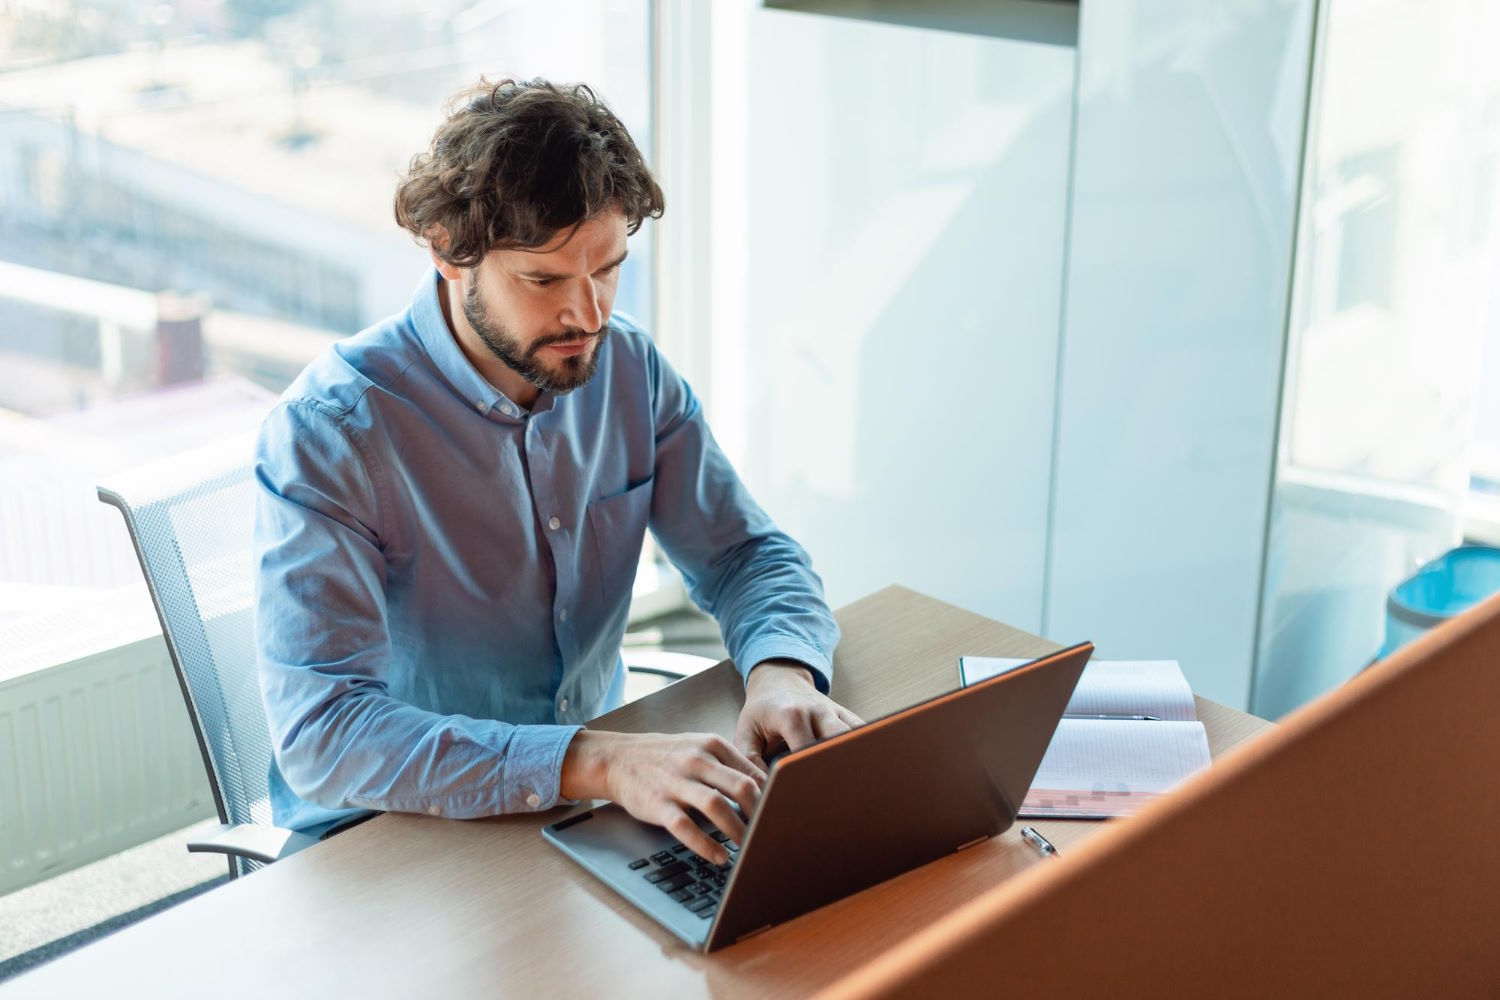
[735,635,834,695]
[502,723,583,811]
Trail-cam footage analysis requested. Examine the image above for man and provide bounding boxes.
[254,78,860,865]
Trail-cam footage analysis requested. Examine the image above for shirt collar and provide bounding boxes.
[409,266,554,419]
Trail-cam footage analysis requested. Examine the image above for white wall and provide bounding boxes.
[707,7,1078,633]
[1045,0,1316,708]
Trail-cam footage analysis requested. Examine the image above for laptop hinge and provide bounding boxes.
[736,924,775,944]
[956,834,990,852]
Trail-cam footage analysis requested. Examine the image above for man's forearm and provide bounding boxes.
[270,688,579,816]
[746,659,816,692]
[560,729,614,801]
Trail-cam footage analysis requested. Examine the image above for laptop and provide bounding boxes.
[543,641,1093,951]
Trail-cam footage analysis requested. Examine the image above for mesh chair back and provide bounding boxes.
[98,434,274,835]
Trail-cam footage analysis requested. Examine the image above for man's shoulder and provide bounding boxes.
[279,311,422,419]
[601,311,675,388]
[259,312,428,477]
[605,309,654,354]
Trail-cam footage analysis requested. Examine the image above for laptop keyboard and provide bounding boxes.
[632,829,739,920]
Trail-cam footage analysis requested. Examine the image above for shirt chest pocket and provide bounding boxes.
[585,476,654,609]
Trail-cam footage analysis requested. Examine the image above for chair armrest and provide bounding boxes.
[623,651,719,684]
[625,665,688,681]
[186,823,319,864]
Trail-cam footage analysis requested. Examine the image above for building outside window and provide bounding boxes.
[0,0,656,646]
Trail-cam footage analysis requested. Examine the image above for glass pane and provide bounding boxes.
[1279,2,1498,494]
[0,0,653,643]
[1043,0,1315,710]
[1252,0,1500,718]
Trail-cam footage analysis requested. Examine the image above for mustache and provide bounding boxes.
[524,327,606,358]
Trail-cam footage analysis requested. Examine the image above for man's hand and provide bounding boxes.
[733,660,865,771]
[560,730,765,864]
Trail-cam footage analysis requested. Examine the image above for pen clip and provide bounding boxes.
[1020,825,1058,857]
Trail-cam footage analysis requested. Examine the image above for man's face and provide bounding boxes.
[460,208,628,395]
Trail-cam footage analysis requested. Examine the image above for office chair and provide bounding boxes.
[99,434,710,879]
[99,435,342,878]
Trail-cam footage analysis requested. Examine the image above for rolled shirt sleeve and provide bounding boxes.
[255,400,578,823]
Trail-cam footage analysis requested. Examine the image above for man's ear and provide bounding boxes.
[425,226,462,281]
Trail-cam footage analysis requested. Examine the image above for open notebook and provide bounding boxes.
[960,657,1212,819]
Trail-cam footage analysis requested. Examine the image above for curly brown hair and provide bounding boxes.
[394,78,664,267]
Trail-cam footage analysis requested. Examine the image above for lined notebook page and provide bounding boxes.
[1020,719,1212,819]
[959,657,1197,721]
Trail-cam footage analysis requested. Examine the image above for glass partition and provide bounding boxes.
[1251,0,1500,717]
[704,4,1079,631]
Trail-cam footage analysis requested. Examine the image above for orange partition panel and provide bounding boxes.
[821,593,1500,999]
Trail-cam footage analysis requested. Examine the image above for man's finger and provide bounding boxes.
[809,706,853,741]
[709,733,768,786]
[689,784,748,847]
[779,710,817,752]
[835,705,865,730]
[699,759,761,819]
[730,717,769,783]
[732,711,755,753]
[664,808,726,865]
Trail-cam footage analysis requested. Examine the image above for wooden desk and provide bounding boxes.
[3,586,1269,999]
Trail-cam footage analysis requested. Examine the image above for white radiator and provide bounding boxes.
[0,631,215,895]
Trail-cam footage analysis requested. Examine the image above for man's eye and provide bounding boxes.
[532,278,556,288]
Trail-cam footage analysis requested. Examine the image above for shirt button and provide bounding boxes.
[499,403,516,417]
[558,697,569,712]
[547,516,561,530]
[474,401,486,413]
[427,805,441,816]
[558,608,568,622]
[526,792,542,809]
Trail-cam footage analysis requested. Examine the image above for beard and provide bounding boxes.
[462,279,604,395]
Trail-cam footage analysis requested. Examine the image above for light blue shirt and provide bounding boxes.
[254,269,839,832]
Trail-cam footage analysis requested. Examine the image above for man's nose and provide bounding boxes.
[562,277,604,332]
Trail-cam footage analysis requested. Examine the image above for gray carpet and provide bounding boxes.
[0,875,228,983]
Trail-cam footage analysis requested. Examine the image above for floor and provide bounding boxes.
[0,819,229,980]
[0,607,726,983]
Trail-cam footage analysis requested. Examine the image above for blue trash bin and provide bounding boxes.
[1377,543,1500,660]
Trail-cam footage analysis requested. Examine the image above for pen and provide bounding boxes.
[1020,826,1059,858]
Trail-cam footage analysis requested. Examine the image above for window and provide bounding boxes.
[0,0,655,649]
[1251,0,1500,718]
